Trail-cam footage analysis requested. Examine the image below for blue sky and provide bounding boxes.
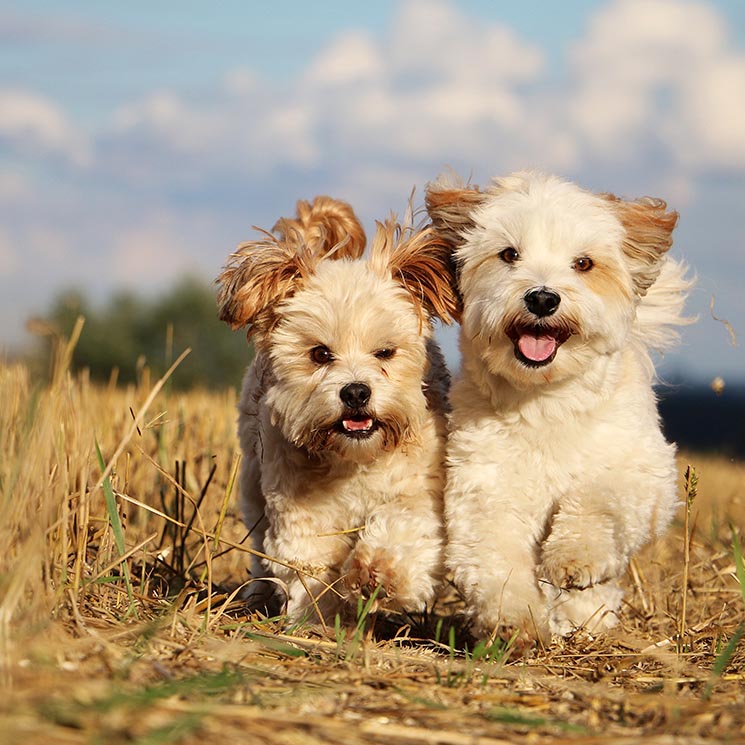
[1,0,744,382]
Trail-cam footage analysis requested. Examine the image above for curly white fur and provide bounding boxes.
[426,171,692,643]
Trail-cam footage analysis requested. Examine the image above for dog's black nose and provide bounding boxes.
[340,382,371,409]
[524,288,561,317]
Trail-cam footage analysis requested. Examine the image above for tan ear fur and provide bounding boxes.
[424,184,487,246]
[216,231,314,332]
[274,195,366,260]
[370,219,460,324]
[217,196,366,332]
[602,194,679,296]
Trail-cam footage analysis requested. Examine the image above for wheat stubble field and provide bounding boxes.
[1,334,743,745]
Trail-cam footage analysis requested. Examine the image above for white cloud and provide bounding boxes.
[109,212,219,288]
[673,57,745,168]
[389,0,543,84]
[574,0,726,66]
[6,0,745,204]
[7,0,745,186]
[104,0,547,175]
[2,0,745,378]
[100,0,745,191]
[306,31,383,86]
[112,228,181,286]
[111,91,222,155]
[109,80,319,173]
[311,0,545,157]
[222,68,260,96]
[0,89,90,165]
[567,0,745,170]
[0,171,31,202]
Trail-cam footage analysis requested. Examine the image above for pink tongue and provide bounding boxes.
[343,418,373,432]
[518,334,557,362]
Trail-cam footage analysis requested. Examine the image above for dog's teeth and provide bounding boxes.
[343,418,373,432]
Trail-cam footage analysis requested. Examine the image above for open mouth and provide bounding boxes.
[337,412,378,439]
[506,324,572,368]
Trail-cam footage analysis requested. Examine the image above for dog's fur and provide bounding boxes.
[426,171,691,642]
[217,196,457,623]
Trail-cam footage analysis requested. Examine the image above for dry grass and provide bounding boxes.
[1,335,743,744]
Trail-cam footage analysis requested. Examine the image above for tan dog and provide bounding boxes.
[426,171,691,643]
[217,197,457,624]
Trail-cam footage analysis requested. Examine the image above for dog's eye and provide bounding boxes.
[374,347,396,360]
[499,247,520,264]
[573,256,594,272]
[310,345,333,365]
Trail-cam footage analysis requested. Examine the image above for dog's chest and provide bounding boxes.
[266,453,419,529]
[452,399,615,504]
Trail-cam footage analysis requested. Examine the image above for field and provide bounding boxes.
[1,336,744,744]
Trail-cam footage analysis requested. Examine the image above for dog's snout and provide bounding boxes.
[340,382,371,409]
[524,287,561,317]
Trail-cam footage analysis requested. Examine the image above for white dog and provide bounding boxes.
[426,171,691,643]
[217,196,457,624]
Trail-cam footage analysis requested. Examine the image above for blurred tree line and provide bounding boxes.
[35,278,253,390]
[26,277,745,456]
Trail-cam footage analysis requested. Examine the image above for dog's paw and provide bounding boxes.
[541,556,596,590]
[472,612,550,654]
[490,623,544,656]
[540,536,625,590]
[544,580,624,636]
[344,548,401,611]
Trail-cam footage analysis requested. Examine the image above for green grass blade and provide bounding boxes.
[712,623,745,679]
[353,584,381,638]
[704,622,745,700]
[95,439,134,610]
[485,706,585,734]
[243,632,307,658]
[95,440,126,556]
[702,525,745,699]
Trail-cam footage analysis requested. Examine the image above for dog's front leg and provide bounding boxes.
[343,495,444,614]
[262,516,352,625]
[539,437,679,634]
[539,500,629,593]
[538,484,637,634]
[539,500,630,634]
[446,481,553,646]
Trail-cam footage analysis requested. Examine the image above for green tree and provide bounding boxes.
[38,278,253,390]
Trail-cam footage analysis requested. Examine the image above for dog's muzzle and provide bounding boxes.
[339,382,371,409]
[338,382,377,439]
[506,287,570,367]
[523,287,561,317]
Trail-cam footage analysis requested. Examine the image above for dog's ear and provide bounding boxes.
[216,233,312,333]
[371,220,460,324]
[603,194,679,296]
[217,195,364,333]
[425,179,486,315]
[274,196,366,260]
[425,181,487,247]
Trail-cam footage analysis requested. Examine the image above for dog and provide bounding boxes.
[426,170,691,643]
[217,196,458,624]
